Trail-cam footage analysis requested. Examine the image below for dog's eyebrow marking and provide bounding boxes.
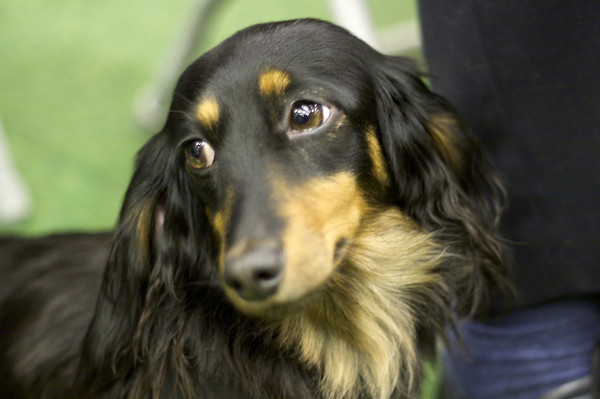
[258,69,291,97]
[196,95,220,129]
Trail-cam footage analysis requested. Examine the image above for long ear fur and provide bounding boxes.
[374,55,507,317]
[75,132,213,396]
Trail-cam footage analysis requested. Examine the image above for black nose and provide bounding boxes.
[224,241,284,301]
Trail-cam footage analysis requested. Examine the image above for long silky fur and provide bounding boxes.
[373,54,507,317]
[276,209,454,399]
[80,209,459,399]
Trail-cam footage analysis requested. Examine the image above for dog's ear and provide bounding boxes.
[76,132,212,392]
[374,55,507,316]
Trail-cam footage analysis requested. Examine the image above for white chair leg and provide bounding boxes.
[327,0,421,54]
[327,0,380,50]
[0,116,31,223]
[134,0,225,132]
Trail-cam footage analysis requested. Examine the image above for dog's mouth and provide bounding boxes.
[221,235,355,319]
[333,238,350,264]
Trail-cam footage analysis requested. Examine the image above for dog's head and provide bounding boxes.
[92,19,505,398]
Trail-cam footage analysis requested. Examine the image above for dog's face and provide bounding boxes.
[122,19,504,319]
[176,25,394,315]
[95,19,505,398]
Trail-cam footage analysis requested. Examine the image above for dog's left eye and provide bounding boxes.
[289,101,331,133]
[185,140,215,169]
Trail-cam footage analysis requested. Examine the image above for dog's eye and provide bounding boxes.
[185,140,215,169]
[289,101,331,132]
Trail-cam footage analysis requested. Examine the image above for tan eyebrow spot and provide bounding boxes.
[258,69,291,97]
[196,95,220,129]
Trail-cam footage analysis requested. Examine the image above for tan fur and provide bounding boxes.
[195,95,220,129]
[214,170,451,398]
[258,69,291,98]
[224,172,366,314]
[277,172,365,303]
[211,187,234,269]
[122,199,154,260]
[365,127,391,186]
[277,209,450,399]
[429,115,460,170]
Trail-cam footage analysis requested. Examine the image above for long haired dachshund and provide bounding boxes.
[0,19,505,399]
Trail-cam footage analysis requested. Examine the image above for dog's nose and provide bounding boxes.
[224,241,284,301]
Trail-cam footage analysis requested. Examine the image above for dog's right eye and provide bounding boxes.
[185,140,215,169]
[289,100,331,133]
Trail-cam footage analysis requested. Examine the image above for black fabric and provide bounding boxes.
[417,0,600,309]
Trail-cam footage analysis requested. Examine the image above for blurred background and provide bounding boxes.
[0,0,437,395]
[0,0,420,234]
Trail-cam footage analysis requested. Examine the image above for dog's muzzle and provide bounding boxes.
[224,240,284,301]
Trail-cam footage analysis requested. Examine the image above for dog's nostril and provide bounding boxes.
[256,270,278,281]
[224,242,284,301]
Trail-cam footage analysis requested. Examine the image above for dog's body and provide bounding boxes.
[0,19,505,399]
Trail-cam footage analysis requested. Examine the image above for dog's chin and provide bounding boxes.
[225,280,329,321]
[223,241,353,320]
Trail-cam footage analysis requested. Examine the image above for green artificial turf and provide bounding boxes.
[0,0,418,234]
[0,0,438,396]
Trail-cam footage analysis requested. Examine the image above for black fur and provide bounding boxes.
[0,19,506,398]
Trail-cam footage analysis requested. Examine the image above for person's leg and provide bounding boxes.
[443,299,600,398]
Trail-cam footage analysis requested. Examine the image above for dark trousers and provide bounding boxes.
[417,1,600,397]
[417,0,600,309]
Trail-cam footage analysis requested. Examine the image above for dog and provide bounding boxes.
[0,19,506,399]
